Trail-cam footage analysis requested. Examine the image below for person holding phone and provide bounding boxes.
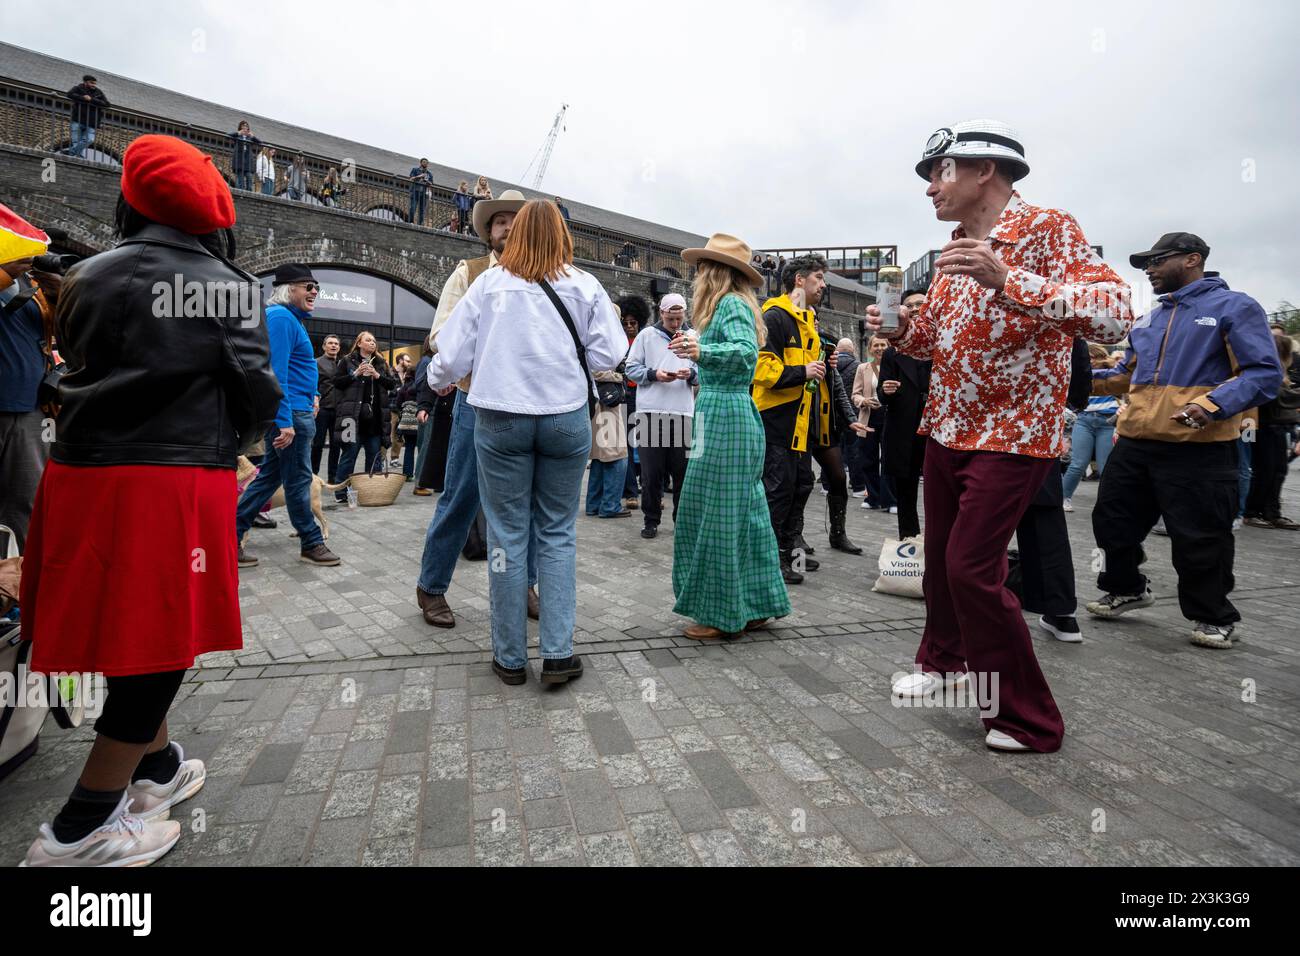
[331,331,397,498]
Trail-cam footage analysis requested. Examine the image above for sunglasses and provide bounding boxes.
[298,283,320,292]
[1143,253,1185,269]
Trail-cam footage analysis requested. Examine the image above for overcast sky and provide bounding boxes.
[4,0,1297,312]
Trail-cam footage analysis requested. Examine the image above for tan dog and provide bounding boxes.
[236,455,351,541]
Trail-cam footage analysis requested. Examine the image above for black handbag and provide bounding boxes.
[539,279,598,419]
[596,365,627,408]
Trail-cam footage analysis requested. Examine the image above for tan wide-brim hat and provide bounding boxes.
[681,233,763,287]
[472,189,528,242]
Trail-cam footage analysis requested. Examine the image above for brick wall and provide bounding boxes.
[0,143,867,343]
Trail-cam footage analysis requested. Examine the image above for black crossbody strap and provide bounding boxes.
[539,279,596,418]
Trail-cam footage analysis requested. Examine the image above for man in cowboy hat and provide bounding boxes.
[867,118,1132,753]
[415,189,541,628]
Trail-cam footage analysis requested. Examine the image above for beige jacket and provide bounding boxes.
[430,250,499,392]
[851,361,882,428]
[590,370,628,462]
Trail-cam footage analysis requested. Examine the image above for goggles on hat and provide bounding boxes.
[922,127,1025,159]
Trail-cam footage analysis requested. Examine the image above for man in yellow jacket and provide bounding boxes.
[754,255,840,584]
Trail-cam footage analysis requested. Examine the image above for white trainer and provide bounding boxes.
[21,796,181,867]
[127,742,207,822]
[985,729,1032,752]
[1062,498,1074,513]
[891,670,969,699]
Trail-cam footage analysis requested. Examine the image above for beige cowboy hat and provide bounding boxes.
[681,233,763,287]
[472,188,528,242]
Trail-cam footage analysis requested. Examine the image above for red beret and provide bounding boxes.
[121,134,236,235]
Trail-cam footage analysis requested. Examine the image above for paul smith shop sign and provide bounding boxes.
[315,283,377,314]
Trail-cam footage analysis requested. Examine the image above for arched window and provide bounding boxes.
[257,266,436,359]
[366,206,406,222]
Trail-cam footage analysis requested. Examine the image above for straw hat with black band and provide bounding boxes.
[472,188,528,242]
[681,233,763,287]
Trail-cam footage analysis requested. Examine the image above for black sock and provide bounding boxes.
[51,785,126,844]
[132,742,180,785]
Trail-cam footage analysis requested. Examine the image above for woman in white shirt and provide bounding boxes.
[427,199,626,687]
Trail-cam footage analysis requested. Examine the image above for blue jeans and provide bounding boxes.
[236,409,323,548]
[475,405,591,668]
[1062,411,1115,499]
[235,171,253,191]
[409,190,427,224]
[418,391,537,595]
[261,178,275,196]
[334,433,382,496]
[1237,436,1252,517]
[67,122,95,158]
[586,458,628,515]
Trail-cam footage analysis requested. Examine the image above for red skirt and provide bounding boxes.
[21,461,243,676]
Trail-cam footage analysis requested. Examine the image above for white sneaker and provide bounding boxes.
[1062,498,1074,513]
[888,506,898,514]
[818,488,829,496]
[21,796,181,867]
[891,670,969,699]
[1190,622,1239,650]
[1231,517,1243,531]
[127,743,207,822]
[851,489,869,498]
[1086,586,1155,618]
[861,499,873,510]
[986,729,1033,752]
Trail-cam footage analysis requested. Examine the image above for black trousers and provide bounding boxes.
[889,432,928,539]
[95,670,187,745]
[312,407,341,479]
[1015,466,1076,616]
[1245,423,1293,521]
[764,443,813,552]
[1093,437,1240,626]
[636,413,689,527]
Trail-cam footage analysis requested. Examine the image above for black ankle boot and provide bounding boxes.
[779,551,804,584]
[828,495,862,554]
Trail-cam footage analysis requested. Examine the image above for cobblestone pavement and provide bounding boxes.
[3,469,1298,866]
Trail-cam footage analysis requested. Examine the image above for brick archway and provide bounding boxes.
[236,238,449,302]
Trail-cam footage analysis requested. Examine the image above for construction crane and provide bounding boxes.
[521,103,568,190]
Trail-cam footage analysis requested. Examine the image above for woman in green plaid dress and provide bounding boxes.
[669,241,790,639]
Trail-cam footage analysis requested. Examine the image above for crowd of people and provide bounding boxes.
[1,111,1295,867]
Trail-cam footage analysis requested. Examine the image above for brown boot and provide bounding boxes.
[416,588,455,628]
[745,618,770,631]
[527,586,540,620]
[299,544,341,566]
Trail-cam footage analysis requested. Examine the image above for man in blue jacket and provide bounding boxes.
[1086,233,1282,649]
[235,264,341,567]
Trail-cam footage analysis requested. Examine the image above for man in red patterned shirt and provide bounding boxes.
[868,120,1132,753]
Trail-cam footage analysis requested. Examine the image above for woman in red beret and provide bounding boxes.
[20,135,282,867]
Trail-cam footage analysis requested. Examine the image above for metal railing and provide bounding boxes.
[0,76,691,278]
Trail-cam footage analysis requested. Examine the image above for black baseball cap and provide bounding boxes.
[1129,232,1210,269]
[272,264,317,286]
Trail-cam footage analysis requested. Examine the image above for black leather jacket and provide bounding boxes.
[52,224,282,468]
